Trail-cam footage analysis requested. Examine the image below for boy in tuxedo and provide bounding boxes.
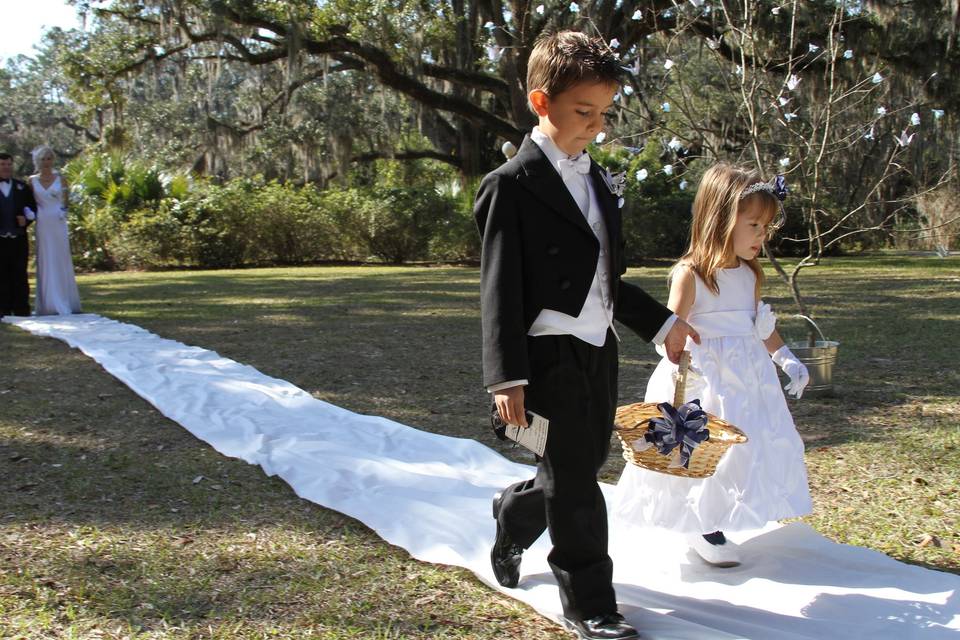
[475,32,699,640]
[0,152,38,317]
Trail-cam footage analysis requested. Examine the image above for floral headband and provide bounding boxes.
[740,175,787,230]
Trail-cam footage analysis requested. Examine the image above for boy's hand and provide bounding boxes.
[663,318,701,364]
[16,215,26,227]
[494,385,527,427]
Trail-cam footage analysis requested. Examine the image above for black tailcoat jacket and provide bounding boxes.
[475,135,672,389]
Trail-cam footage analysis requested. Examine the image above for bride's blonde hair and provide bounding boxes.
[672,163,780,296]
[31,145,56,173]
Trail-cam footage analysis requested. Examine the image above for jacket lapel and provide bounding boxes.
[514,136,594,237]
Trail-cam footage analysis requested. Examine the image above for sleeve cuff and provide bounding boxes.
[651,314,679,346]
[486,379,528,393]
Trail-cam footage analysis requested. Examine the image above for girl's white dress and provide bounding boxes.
[32,174,81,316]
[614,262,811,534]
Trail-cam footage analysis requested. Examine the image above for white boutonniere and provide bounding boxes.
[16,183,23,190]
[601,168,626,197]
[600,169,627,208]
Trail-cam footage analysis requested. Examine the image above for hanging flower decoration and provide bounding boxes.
[895,129,915,147]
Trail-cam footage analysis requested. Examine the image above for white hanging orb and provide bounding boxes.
[501,141,517,159]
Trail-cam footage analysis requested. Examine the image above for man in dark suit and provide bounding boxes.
[0,152,38,317]
[475,32,700,640]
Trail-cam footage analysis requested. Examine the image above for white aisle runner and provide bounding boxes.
[5,314,959,639]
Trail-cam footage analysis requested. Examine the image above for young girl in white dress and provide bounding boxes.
[614,163,812,567]
[30,145,81,316]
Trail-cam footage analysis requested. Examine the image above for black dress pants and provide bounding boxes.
[495,329,619,621]
[0,235,30,316]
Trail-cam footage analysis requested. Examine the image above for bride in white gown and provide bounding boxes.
[30,146,81,316]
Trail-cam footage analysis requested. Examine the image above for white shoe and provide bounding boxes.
[688,532,741,567]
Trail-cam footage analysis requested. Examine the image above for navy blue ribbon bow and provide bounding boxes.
[645,400,711,468]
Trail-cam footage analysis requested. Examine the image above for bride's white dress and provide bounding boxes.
[614,262,811,534]
[32,174,81,316]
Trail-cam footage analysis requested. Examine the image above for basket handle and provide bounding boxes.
[672,351,691,407]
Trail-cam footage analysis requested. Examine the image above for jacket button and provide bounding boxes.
[559,279,571,290]
[547,245,560,256]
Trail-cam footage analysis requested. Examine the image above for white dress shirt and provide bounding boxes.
[487,129,677,392]
[0,179,37,229]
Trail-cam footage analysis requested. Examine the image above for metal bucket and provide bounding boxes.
[784,340,839,396]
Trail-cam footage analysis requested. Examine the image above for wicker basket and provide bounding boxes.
[614,351,748,479]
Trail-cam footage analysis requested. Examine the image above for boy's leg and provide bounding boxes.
[525,332,620,621]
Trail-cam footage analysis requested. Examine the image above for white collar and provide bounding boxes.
[530,127,589,177]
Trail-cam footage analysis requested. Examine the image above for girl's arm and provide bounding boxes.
[667,264,696,320]
[763,329,786,355]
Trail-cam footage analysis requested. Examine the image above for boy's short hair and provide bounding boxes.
[0,152,12,161]
[526,31,623,113]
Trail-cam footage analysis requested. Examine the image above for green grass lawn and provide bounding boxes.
[1,256,958,638]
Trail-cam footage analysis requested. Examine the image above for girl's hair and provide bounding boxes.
[31,145,56,173]
[672,163,780,296]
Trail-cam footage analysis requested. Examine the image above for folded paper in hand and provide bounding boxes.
[491,408,549,457]
[504,411,549,457]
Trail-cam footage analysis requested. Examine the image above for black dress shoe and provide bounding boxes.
[490,492,523,588]
[563,612,643,640]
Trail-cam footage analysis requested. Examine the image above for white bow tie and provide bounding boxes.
[559,153,591,180]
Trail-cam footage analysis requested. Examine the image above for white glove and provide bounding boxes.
[23,207,36,222]
[754,300,776,341]
[772,346,809,399]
